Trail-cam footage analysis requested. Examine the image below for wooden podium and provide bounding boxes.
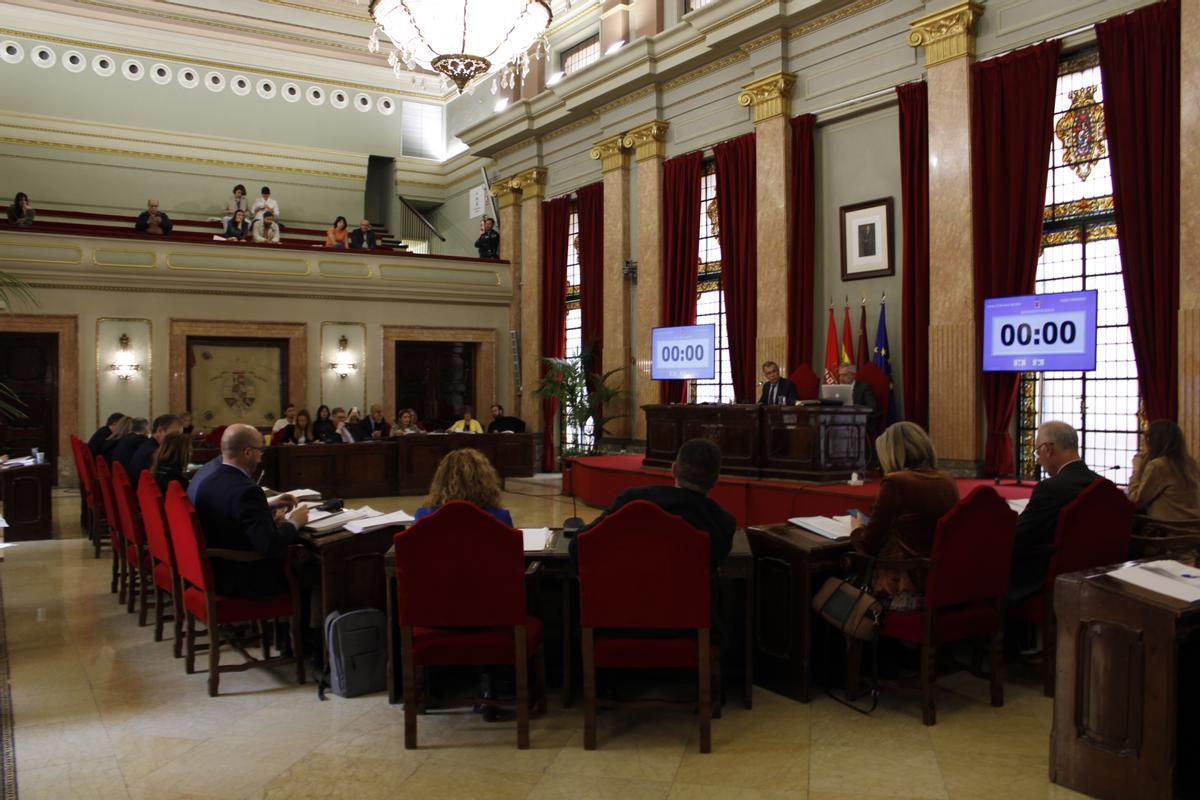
[642,403,868,481]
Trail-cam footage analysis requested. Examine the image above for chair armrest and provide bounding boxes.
[202,548,268,562]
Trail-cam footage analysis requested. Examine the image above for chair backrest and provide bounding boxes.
[110,462,144,547]
[576,500,711,629]
[1049,478,1135,581]
[137,470,175,570]
[164,482,214,592]
[856,362,890,428]
[68,435,88,494]
[73,438,99,507]
[392,500,525,627]
[93,455,119,535]
[790,364,820,400]
[924,486,1018,609]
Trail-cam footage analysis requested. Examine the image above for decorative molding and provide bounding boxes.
[593,84,657,116]
[258,0,369,21]
[510,167,549,201]
[382,325,496,424]
[490,183,521,210]
[662,51,747,91]
[621,120,669,161]
[541,114,600,142]
[787,0,890,41]
[589,134,629,173]
[907,1,983,67]
[738,72,796,124]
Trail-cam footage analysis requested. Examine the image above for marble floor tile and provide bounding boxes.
[17,755,132,800]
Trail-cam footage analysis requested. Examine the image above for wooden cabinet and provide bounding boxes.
[0,462,54,540]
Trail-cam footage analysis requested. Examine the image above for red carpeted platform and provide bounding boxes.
[562,454,1033,528]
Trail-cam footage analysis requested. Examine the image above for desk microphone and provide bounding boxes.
[561,460,584,536]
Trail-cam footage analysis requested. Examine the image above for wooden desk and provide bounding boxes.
[746,523,853,701]
[275,442,397,499]
[0,462,54,541]
[643,404,868,481]
[394,433,535,495]
[382,529,755,710]
[1051,565,1200,800]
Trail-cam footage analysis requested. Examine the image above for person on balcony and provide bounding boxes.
[134,199,172,235]
[475,216,499,258]
[325,216,350,249]
[7,192,35,226]
[252,210,281,244]
[350,218,376,250]
[250,186,279,223]
[223,184,250,227]
[223,209,251,241]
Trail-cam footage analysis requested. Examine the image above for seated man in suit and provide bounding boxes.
[192,424,308,600]
[128,414,181,485]
[837,362,880,430]
[350,219,376,250]
[134,198,172,235]
[486,403,525,433]
[111,417,150,473]
[324,407,358,443]
[358,403,391,439]
[1009,421,1102,602]
[88,412,125,456]
[759,360,798,406]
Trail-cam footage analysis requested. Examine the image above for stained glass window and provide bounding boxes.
[1017,52,1139,485]
[691,159,734,403]
[563,202,594,449]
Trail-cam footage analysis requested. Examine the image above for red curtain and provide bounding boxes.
[714,134,757,403]
[1097,0,1180,422]
[660,151,703,403]
[897,81,929,429]
[539,196,570,472]
[577,182,605,382]
[788,114,816,375]
[971,40,1061,476]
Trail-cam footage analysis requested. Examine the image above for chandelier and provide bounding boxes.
[367,0,552,94]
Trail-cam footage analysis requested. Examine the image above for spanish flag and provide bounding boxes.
[841,304,854,365]
[824,307,839,384]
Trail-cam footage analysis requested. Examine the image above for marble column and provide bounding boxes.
[738,72,796,374]
[632,0,664,39]
[600,0,630,52]
[1180,0,1200,454]
[590,135,632,438]
[491,182,522,412]
[623,120,669,440]
[908,1,982,470]
[511,167,548,427]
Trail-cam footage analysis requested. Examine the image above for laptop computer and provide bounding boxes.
[818,384,853,405]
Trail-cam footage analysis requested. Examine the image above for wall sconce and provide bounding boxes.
[329,335,358,379]
[109,333,142,381]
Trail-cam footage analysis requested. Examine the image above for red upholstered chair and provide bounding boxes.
[71,438,109,560]
[875,486,1018,725]
[575,500,718,753]
[392,500,546,750]
[1012,478,1134,696]
[137,471,184,654]
[202,426,226,448]
[111,462,153,621]
[93,455,127,601]
[856,362,890,435]
[790,364,820,401]
[163,482,305,697]
[68,435,90,531]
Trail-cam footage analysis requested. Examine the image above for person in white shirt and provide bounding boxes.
[250,186,279,223]
[272,403,296,434]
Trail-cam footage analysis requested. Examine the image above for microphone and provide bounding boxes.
[561,460,584,536]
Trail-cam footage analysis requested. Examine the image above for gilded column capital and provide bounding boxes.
[490,182,519,210]
[589,135,630,173]
[907,1,983,67]
[621,120,670,162]
[510,167,548,201]
[737,72,796,124]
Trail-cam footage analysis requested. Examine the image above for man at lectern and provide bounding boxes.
[758,361,798,405]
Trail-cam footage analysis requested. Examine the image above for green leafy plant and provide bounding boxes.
[0,270,37,420]
[534,340,624,458]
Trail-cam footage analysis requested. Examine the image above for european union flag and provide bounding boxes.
[872,304,899,424]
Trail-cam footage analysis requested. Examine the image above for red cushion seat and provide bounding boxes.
[410,617,544,666]
[183,586,293,624]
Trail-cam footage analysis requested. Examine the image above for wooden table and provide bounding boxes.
[383,529,756,710]
[0,462,54,541]
[745,523,853,701]
[1051,563,1200,800]
[394,433,535,495]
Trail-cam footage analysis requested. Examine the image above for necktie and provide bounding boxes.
[770,383,777,405]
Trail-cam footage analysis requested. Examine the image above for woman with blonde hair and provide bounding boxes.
[850,421,959,609]
[414,448,512,526]
[151,432,193,493]
[100,415,134,464]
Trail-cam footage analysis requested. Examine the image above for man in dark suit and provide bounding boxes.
[758,361,799,406]
[1009,421,1101,601]
[358,403,391,439]
[486,404,525,433]
[87,412,125,456]
[837,363,881,431]
[192,424,308,600]
[475,216,499,259]
[324,407,358,443]
[111,418,150,472]
[350,219,376,250]
[128,414,181,485]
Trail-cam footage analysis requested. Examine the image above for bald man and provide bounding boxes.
[134,198,172,235]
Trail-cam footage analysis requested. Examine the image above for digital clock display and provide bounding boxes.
[982,290,1097,372]
[650,324,716,381]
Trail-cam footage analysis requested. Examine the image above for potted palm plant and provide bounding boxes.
[533,339,624,462]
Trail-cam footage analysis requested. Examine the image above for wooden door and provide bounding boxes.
[394,342,474,429]
[0,333,58,477]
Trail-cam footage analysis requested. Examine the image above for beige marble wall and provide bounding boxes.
[519,194,544,427]
[925,56,979,464]
[755,114,791,373]
[1180,0,1200,455]
[602,166,632,438]
[633,155,664,440]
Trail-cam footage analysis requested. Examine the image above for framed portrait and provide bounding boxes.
[186,337,289,430]
[840,197,895,281]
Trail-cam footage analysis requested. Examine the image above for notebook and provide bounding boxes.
[788,515,854,540]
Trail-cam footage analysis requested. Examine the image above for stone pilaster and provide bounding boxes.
[909,2,982,468]
[1181,0,1200,454]
[590,135,632,438]
[491,182,522,411]
[510,167,548,428]
[623,120,669,439]
[600,0,630,52]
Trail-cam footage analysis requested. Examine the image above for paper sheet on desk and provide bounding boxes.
[788,516,854,539]
[521,528,551,551]
[1109,560,1200,603]
[1007,498,1029,514]
[344,510,415,534]
[304,509,367,533]
[287,489,322,500]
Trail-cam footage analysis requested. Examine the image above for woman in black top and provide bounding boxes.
[312,404,335,442]
[151,432,192,493]
[101,416,133,464]
[224,209,251,241]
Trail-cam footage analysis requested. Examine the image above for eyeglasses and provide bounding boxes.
[1034,441,1053,454]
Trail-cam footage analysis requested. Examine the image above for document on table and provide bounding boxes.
[287,488,322,500]
[521,527,552,552]
[304,509,367,533]
[788,516,854,540]
[1108,560,1200,603]
[344,510,416,534]
[1007,498,1030,514]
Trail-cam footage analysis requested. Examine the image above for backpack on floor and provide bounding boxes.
[317,608,388,700]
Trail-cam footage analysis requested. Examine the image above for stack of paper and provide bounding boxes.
[1109,560,1200,603]
[521,528,552,552]
[304,509,367,534]
[788,516,854,540]
[288,489,322,500]
[344,510,416,534]
[1,456,36,469]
